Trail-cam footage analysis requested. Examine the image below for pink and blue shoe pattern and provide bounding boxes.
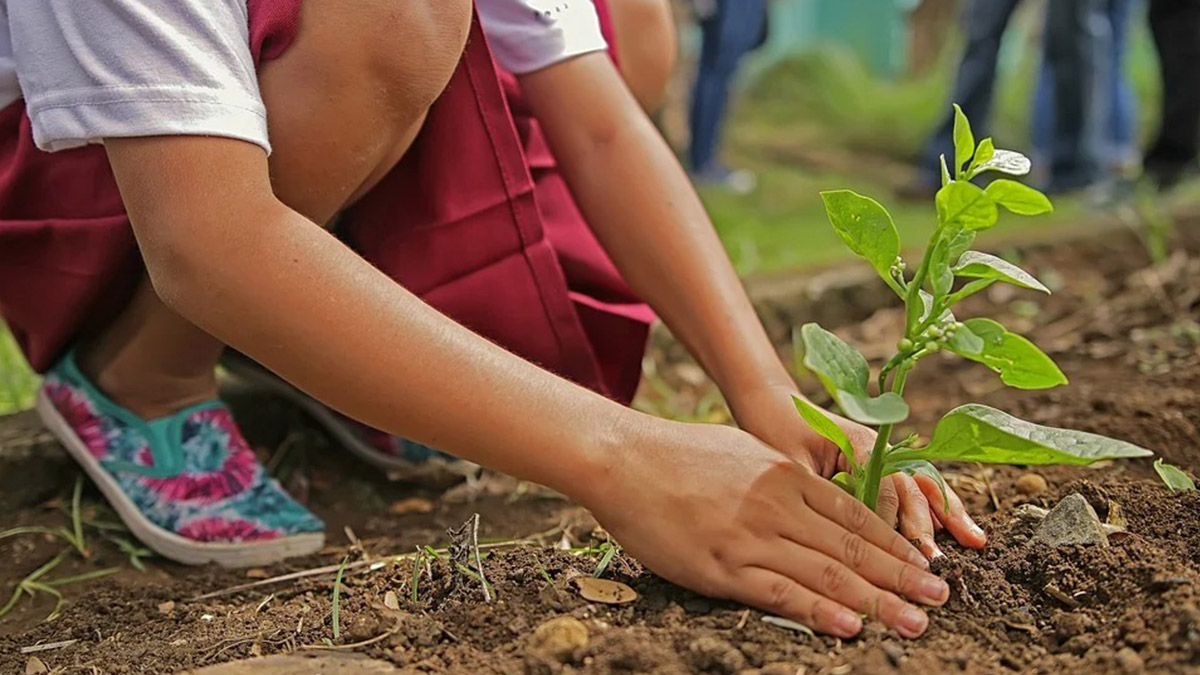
[36,351,325,567]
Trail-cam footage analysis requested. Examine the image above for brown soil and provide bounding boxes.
[5,221,1200,674]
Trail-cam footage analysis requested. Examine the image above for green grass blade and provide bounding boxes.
[331,555,349,641]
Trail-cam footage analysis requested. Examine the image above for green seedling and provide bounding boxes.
[4,477,90,557]
[796,105,1154,513]
[1154,459,1196,492]
[593,542,620,579]
[330,555,349,641]
[0,552,118,622]
[409,547,425,605]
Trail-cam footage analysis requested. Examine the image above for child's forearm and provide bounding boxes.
[519,55,792,404]
[105,136,636,504]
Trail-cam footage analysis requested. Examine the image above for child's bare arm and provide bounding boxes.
[517,53,986,554]
[103,134,945,638]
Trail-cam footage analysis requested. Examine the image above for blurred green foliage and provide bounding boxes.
[0,326,36,415]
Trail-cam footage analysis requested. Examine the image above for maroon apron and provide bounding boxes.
[0,0,652,404]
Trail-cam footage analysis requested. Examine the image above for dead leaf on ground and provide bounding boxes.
[572,577,638,605]
[388,497,435,515]
[383,590,400,611]
[25,657,48,675]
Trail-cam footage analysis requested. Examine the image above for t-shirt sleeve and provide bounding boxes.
[477,0,608,75]
[8,0,270,153]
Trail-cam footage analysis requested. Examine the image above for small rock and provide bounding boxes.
[1115,647,1144,673]
[1033,493,1109,548]
[1016,473,1049,495]
[882,642,905,667]
[761,665,801,675]
[686,636,746,674]
[157,600,176,615]
[531,616,589,662]
[25,657,48,675]
[1054,611,1096,640]
[1014,504,1049,521]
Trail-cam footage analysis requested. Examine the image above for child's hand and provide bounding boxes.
[728,385,987,559]
[580,420,949,638]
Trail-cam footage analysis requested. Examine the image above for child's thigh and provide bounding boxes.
[257,0,472,223]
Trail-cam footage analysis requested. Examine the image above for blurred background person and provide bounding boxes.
[687,0,770,193]
[1144,0,1200,190]
[1032,0,1139,198]
[899,0,1110,198]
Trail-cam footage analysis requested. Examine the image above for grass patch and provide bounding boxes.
[0,323,36,415]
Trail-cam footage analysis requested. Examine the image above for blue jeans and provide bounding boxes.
[918,0,1106,189]
[688,0,768,172]
[1034,0,1139,183]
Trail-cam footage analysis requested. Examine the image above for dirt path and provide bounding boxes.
[5,224,1200,674]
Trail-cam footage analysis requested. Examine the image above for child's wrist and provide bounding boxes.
[545,404,655,511]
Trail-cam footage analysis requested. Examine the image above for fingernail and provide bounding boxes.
[908,549,931,569]
[834,611,862,636]
[899,607,928,636]
[921,537,944,560]
[968,521,985,538]
[920,576,950,603]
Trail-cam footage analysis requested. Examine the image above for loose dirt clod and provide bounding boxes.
[530,616,589,661]
[1015,473,1049,495]
[1115,646,1145,673]
[686,636,746,674]
[1033,493,1109,547]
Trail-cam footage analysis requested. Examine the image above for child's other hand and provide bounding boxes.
[729,385,987,559]
[580,420,949,638]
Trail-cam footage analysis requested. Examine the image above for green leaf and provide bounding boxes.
[928,228,978,298]
[792,395,857,469]
[885,459,949,512]
[974,148,1032,177]
[820,190,902,284]
[984,180,1053,216]
[936,181,998,231]
[831,471,857,496]
[1154,459,1196,492]
[958,318,1067,389]
[952,104,975,177]
[973,138,995,168]
[939,155,952,187]
[799,324,910,425]
[954,251,1049,293]
[947,322,984,355]
[895,404,1153,466]
[917,290,953,324]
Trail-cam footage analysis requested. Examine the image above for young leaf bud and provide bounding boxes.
[897,338,914,352]
[925,341,942,353]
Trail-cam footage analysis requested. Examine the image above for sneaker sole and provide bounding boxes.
[37,389,325,568]
[221,353,475,478]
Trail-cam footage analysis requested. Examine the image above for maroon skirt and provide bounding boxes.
[0,0,653,404]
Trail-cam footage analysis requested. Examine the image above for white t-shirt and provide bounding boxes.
[0,0,607,155]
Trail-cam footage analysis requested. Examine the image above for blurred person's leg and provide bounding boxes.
[687,0,768,184]
[1145,0,1200,188]
[1033,0,1138,188]
[609,0,678,113]
[906,0,1023,194]
[1107,0,1140,168]
[1043,0,1110,193]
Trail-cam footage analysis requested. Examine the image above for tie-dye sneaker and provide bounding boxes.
[220,352,476,482]
[36,351,325,568]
